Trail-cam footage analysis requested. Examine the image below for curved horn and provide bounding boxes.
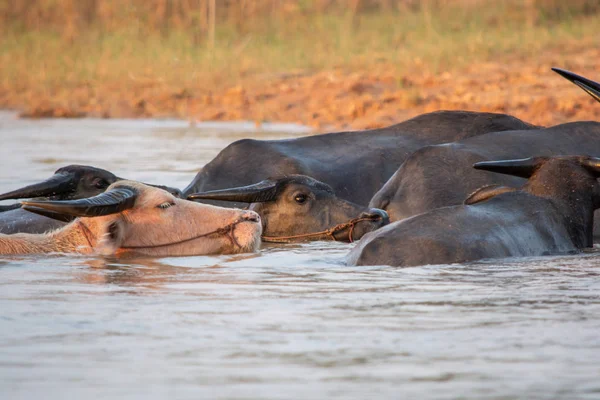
[20,187,138,217]
[0,173,75,201]
[580,156,600,177]
[552,67,600,103]
[187,179,279,203]
[473,157,547,179]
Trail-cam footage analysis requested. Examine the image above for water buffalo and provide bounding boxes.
[369,69,600,229]
[349,155,600,267]
[0,181,261,256]
[369,121,600,223]
[183,111,537,206]
[188,175,389,242]
[0,165,181,234]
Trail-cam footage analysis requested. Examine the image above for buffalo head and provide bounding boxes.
[188,175,389,242]
[18,181,261,256]
[0,165,182,208]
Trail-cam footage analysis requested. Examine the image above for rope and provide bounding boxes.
[120,219,246,250]
[261,215,380,244]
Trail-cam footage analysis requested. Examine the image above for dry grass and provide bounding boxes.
[1,0,599,128]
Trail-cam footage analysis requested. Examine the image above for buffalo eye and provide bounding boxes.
[294,194,308,204]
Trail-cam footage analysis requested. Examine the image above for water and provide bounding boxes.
[1,112,600,400]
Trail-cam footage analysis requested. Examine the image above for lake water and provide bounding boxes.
[1,112,599,400]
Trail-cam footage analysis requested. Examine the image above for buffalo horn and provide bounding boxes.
[0,173,74,201]
[473,157,546,179]
[21,187,138,217]
[552,67,600,103]
[187,179,279,203]
[580,156,600,177]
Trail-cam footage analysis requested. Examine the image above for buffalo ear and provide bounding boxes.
[95,219,126,256]
[464,185,516,205]
[473,157,548,179]
[552,67,600,103]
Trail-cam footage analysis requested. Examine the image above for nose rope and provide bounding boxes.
[223,221,243,248]
[261,215,382,244]
[119,219,248,250]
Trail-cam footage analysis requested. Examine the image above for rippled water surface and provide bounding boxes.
[1,112,600,400]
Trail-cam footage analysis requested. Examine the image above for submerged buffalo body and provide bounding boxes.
[350,156,600,267]
[370,121,600,227]
[183,111,537,206]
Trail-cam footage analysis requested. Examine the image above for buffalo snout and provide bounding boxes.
[333,207,389,242]
[363,208,390,225]
[240,210,260,223]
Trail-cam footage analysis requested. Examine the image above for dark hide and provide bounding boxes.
[183,111,537,207]
[349,156,600,267]
[369,121,600,240]
[0,209,67,235]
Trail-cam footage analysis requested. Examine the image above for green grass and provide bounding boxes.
[1,3,598,92]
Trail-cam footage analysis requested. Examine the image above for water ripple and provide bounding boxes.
[1,115,600,399]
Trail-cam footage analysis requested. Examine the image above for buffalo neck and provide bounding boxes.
[0,220,97,255]
[524,166,597,248]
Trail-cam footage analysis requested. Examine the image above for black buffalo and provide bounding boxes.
[0,165,181,234]
[349,155,600,267]
[369,121,600,222]
[182,111,537,206]
[369,69,600,229]
[188,175,389,242]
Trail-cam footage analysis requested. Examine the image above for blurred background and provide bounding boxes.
[1,0,599,129]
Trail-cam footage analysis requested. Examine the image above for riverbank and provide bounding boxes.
[2,3,599,130]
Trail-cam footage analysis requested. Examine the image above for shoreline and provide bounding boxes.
[3,47,600,131]
[0,110,314,134]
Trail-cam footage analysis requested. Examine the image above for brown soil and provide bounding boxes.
[3,44,600,131]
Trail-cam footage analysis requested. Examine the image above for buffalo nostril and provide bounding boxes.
[366,208,389,225]
[242,211,260,223]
